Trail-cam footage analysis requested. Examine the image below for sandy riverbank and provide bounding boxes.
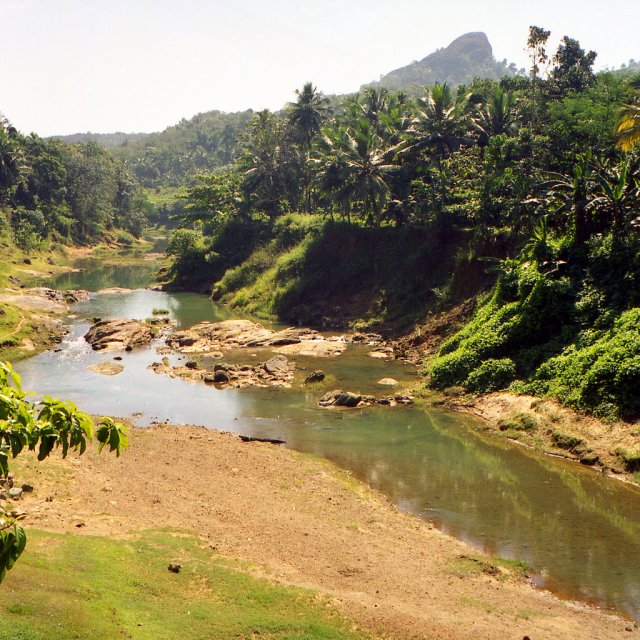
[437,391,640,486]
[10,423,635,639]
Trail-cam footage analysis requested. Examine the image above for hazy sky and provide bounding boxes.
[2,0,638,136]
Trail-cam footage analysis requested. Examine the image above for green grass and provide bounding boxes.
[444,554,529,581]
[0,529,370,640]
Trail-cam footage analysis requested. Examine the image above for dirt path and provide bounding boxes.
[17,424,635,640]
[0,309,26,341]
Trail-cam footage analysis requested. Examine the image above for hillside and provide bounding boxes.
[52,131,148,148]
[114,109,255,187]
[368,32,520,90]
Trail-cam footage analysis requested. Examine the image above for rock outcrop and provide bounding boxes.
[370,32,517,91]
[85,318,155,351]
[150,355,296,389]
[166,319,346,358]
[319,389,414,409]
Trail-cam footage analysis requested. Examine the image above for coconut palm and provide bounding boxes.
[288,83,331,151]
[615,80,640,152]
[393,83,472,166]
[471,86,518,146]
[316,119,395,225]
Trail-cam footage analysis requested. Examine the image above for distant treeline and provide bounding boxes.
[0,118,150,248]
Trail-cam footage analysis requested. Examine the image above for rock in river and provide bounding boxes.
[85,318,154,351]
[319,390,363,408]
[165,319,345,357]
[88,362,124,376]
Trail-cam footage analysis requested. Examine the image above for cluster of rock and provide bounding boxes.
[0,287,89,314]
[319,389,414,409]
[0,472,32,503]
[150,354,296,388]
[85,318,156,351]
[166,319,347,358]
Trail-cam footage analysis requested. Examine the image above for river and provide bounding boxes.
[17,258,640,621]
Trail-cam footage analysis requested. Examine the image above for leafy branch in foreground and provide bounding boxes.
[0,361,128,583]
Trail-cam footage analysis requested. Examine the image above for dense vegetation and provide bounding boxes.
[165,27,640,421]
[0,118,150,247]
[111,110,255,188]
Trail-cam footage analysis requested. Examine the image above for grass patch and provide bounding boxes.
[0,529,371,640]
[550,431,584,451]
[497,412,538,433]
[445,554,529,581]
[615,448,640,473]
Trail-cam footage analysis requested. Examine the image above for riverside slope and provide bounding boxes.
[12,424,634,640]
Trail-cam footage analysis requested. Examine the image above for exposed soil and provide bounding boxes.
[392,300,475,364]
[15,424,635,640]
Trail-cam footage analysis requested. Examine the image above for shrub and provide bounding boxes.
[465,358,517,393]
[498,412,538,432]
[551,432,584,451]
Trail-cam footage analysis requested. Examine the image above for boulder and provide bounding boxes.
[319,390,362,408]
[263,355,292,376]
[274,340,346,358]
[305,370,325,384]
[165,319,338,356]
[213,370,230,383]
[88,362,124,376]
[378,378,398,386]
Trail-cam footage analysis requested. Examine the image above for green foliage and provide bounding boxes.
[0,116,151,245]
[112,110,254,187]
[498,413,538,432]
[0,361,128,582]
[524,309,640,419]
[428,232,640,420]
[166,229,212,286]
[465,358,517,393]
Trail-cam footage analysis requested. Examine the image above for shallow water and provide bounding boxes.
[17,262,640,620]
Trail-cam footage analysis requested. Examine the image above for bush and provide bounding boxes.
[498,412,538,432]
[551,432,584,451]
[529,309,640,419]
[465,358,517,393]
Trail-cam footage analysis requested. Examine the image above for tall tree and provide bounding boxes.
[550,36,597,94]
[527,26,551,133]
[288,83,330,211]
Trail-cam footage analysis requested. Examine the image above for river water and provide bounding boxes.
[17,259,640,620]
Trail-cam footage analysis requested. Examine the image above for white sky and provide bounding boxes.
[2,0,638,136]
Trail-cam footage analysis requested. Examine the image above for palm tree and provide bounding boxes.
[393,83,472,166]
[288,83,330,211]
[615,79,640,152]
[591,156,640,231]
[544,153,594,244]
[316,119,395,225]
[472,86,518,146]
[239,111,301,216]
[288,83,330,151]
